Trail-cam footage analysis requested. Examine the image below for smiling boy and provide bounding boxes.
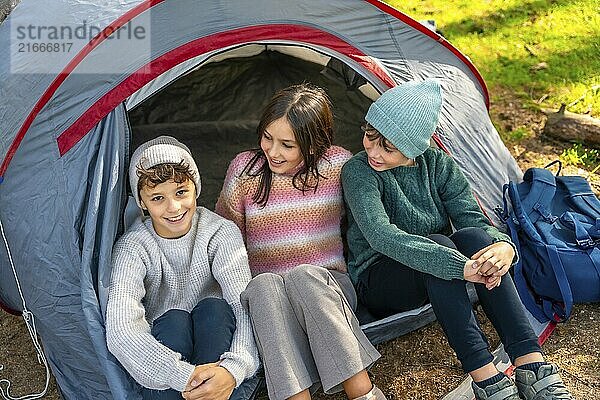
[106,136,259,400]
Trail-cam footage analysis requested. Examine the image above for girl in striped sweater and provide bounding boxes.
[216,84,384,400]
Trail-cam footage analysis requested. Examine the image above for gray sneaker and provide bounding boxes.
[471,375,520,400]
[514,363,574,399]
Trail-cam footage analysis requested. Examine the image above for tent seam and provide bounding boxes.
[382,13,414,81]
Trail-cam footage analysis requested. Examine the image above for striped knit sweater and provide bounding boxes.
[106,208,259,392]
[215,146,352,276]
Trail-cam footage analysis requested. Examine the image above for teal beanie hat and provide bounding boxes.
[365,80,442,159]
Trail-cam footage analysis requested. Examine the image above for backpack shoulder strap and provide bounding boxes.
[541,245,574,322]
[509,222,574,322]
[522,167,557,224]
[509,227,552,322]
[502,185,550,322]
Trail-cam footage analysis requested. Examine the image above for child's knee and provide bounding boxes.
[152,309,190,332]
[451,227,494,256]
[427,233,457,249]
[284,265,343,305]
[151,310,194,357]
[453,227,492,244]
[241,273,284,308]
[284,264,329,289]
[193,297,232,317]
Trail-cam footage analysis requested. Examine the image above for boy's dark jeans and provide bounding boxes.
[357,227,541,373]
[142,297,260,400]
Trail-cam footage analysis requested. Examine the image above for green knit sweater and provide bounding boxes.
[341,148,512,283]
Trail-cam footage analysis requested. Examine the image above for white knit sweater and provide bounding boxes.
[106,207,259,392]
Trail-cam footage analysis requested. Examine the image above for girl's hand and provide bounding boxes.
[471,242,515,277]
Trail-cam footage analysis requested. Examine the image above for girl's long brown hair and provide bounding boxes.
[242,83,334,207]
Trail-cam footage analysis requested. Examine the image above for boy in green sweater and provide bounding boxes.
[341,80,573,400]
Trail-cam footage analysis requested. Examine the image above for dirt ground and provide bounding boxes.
[2,91,600,399]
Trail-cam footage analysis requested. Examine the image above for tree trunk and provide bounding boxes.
[543,105,600,148]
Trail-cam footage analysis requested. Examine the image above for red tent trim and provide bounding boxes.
[0,0,163,177]
[1,0,488,173]
[56,24,396,155]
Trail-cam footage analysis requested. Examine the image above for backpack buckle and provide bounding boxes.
[576,238,598,249]
[494,206,507,221]
[533,203,557,223]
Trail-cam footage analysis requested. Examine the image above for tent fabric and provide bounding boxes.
[0,0,521,215]
[1,1,523,398]
[0,104,136,399]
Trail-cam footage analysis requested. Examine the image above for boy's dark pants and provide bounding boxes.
[357,227,542,373]
[142,297,260,400]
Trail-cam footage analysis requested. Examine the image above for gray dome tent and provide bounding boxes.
[0,1,523,398]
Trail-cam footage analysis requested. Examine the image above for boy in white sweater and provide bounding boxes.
[106,136,259,400]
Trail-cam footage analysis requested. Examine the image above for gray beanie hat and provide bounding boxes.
[129,136,200,209]
[365,80,442,159]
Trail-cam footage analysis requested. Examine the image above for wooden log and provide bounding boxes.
[543,104,600,148]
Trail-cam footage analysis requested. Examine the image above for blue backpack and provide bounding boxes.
[499,161,600,322]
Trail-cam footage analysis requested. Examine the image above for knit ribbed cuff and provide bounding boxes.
[447,252,469,280]
[170,361,196,392]
[218,358,246,388]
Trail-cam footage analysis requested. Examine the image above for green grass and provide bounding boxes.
[504,126,531,142]
[560,143,600,168]
[385,0,600,117]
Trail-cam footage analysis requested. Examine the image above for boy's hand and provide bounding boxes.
[464,260,503,290]
[485,275,502,290]
[471,242,515,277]
[463,260,488,284]
[185,362,219,392]
[182,365,235,400]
